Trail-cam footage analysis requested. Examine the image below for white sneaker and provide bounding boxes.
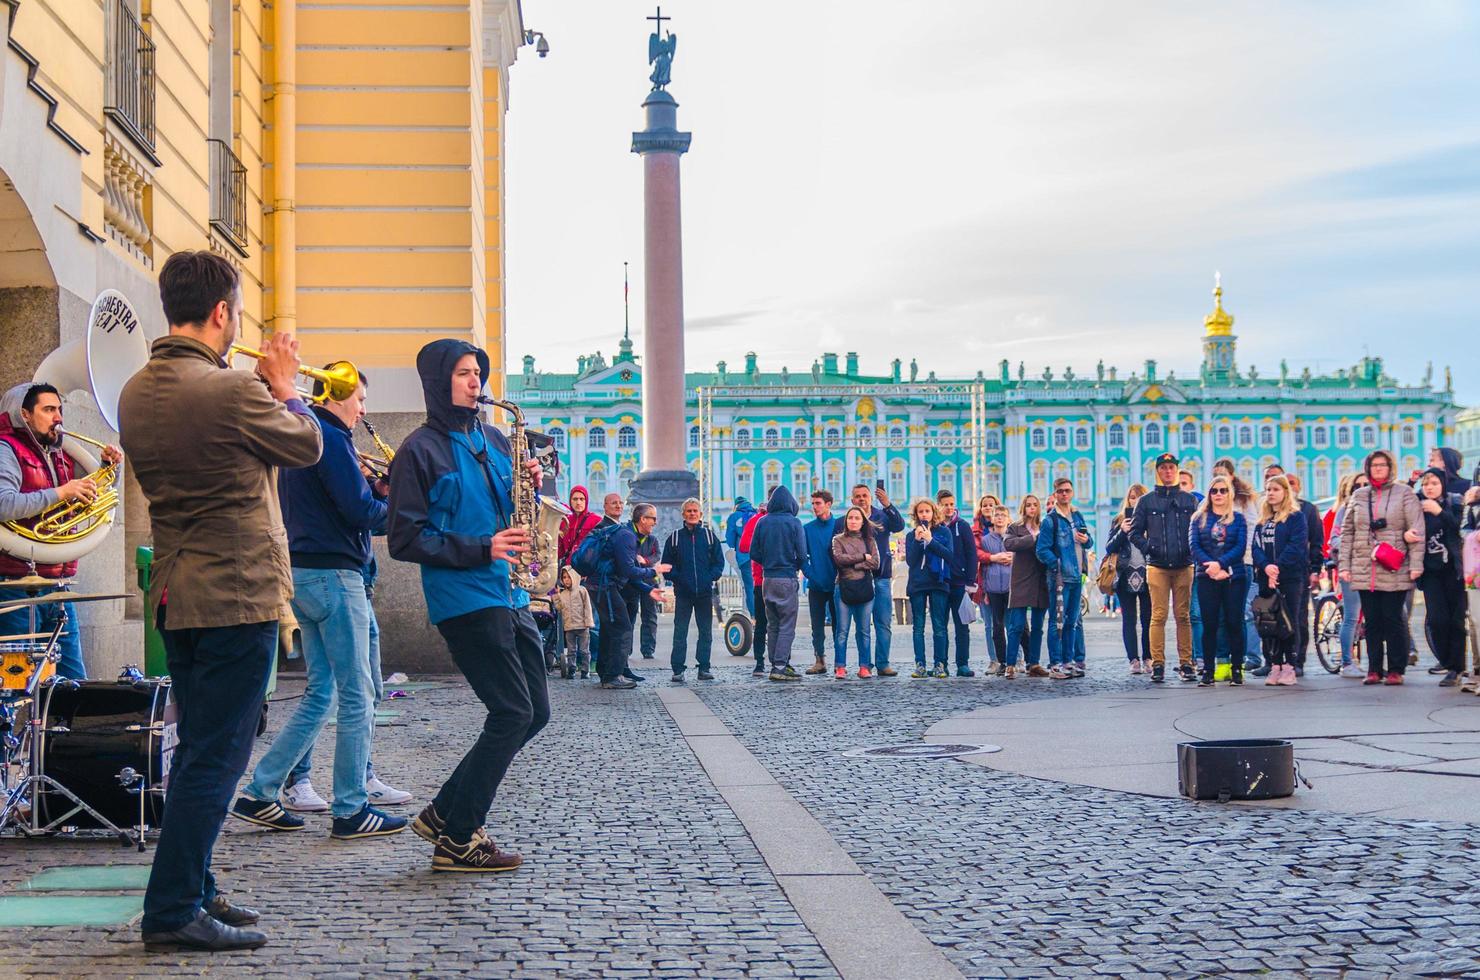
[1339,664,1366,679]
[366,776,413,806]
[281,779,330,813]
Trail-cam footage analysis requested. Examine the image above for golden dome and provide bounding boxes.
[1204,272,1234,337]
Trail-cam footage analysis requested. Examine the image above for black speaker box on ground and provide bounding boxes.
[1177,739,1295,801]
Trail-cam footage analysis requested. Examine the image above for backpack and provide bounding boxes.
[1096,552,1118,596]
[1251,588,1293,641]
[572,522,621,582]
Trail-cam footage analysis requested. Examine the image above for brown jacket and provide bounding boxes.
[1338,481,1423,593]
[1004,521,1049,609]
[119,336,322,629]
[831,531,879,581]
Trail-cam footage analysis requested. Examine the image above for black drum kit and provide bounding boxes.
[0,576,167,851]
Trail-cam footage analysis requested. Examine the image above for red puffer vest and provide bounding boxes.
[0,414,78,578]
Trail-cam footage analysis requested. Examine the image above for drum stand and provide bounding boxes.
[0,609,147,851]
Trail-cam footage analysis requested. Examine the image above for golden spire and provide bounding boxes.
[1204,270,1234,336]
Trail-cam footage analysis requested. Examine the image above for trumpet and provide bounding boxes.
[226,344,360,404]
[359,418,394,479]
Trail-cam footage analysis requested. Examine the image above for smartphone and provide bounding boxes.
[1124,508,1133,519]
[876,479,885,490]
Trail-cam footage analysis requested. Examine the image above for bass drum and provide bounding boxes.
[35,678,173,828]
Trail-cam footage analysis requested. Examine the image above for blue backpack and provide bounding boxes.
[572,523,620,583]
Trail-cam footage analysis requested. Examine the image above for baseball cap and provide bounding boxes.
[1154,452,1179,467]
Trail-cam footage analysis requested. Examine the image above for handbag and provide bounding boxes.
[839,574,874,606]
[1096,552,1118,595]
[1372,541,1405,572]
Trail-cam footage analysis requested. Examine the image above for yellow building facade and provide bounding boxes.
[0,0,528,672]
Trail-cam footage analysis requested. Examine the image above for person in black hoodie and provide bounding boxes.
[1417,469,1467,685]
[386,339,545,873]
[662,498,725,682]
[748,485,808,681]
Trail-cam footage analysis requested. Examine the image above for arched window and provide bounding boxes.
[791,461,811,501]
[1074,426,1091,450]
[734,462,754,499]
[961,462,975,502]
[888,458,908,501]
[986,463,1004,500]
[549,426,567,452]
[857,461,876,487]
[1238,458,1257,487]
[1052,459,1071,484]
[985,428,1002,453]
[1074,458,1093,501]
[938,462,957,500]
[688,425,700,449]
[1335,426,1353,449]
[825,459,844,501]
[1144,422,1163,449]
[763,459,782,496]
[1107,423,1126,449]
[1314,458,1332,499]
[1108,460,1128,500]
[735,427,752,450]
[792,426,807,448]
[1184,459,1200,489]
[1031,427,1047,450]
[587,426,607,450]
[1031,459,1050,498]
[888,425,905,448]
[1360,424,1377,447]
[857,424,873,448]
[1401,423,1418,447]
[1295,459,1311,497]
[763,426,780,449]
[1259,424,1276,448]
[1052,427,1068,451]
[824,426,842,449]
[1296,426,1308,449]
[1216,424,1233,449]
[1313,425,1330,449]
[1180,422,1198,447]
[1237,424,1253,448]
[618,425,638,449]
[1402,455,1420,476]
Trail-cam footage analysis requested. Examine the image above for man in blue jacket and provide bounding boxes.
[725,496,757,614]
[595,503,667,689]
[937,490,978,677]
[848,483,905,676]
[1131,453,1199,683]
[663,497,725,682]
[748,485,807,681]
[802,489,841,675]
[233,370,407,841]
[1037,477,1091,679]
[386,339,546,872]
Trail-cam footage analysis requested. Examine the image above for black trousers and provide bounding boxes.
[947,584,972,668]
[143,616,276,933]
[593,585,634,682]
[1258,571,1304,666]
[670,589,713,673]
[1116,584,1151,661]
[1294,579,1313,665]
[808,585,837,660]
[987,591,1009,661]
[1358,589,1411,675]
[432,606,549,842]
[752,583,768,662]
[1196,575,1246,678]
[1420,571,1468,673]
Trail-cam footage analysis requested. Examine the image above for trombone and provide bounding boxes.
[226,344,360,405]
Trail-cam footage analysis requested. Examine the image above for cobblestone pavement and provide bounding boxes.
[697,618,1480,978]
[2,615,1477,978]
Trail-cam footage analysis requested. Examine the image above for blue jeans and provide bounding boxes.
[1339,586,1361,665]
[288,596,381,786]
[871,577,893,668]
[1004,606,1046,666]
[0,585,85,680]
[244,568,374,818]
[836,599,873,668]
[1045,578,1083,667]
[142,616,275,933]
[737,561,755,614]
[909,591,949,666]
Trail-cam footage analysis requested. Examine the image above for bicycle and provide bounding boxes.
[1313,587,1363,674]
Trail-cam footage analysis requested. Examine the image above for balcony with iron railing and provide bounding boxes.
[208,139,248,254]
[105,0,157,161]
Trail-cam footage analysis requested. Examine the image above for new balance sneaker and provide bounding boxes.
[1278,664,1298,686]
[1048,666,1068,680]
[366,776,412,806]
[231,797,305,831]
[281,779,329,813]
[432,833,522,873]
[1339,664,1366,679]
[932,664,949,679]
[1230,672,1244,686]
[768,668,801,682]
[911,664,929,678]
[1071,664,1085,678]
[410,803,444,843]
[1197,673,1214,688]
[330,805,407,840]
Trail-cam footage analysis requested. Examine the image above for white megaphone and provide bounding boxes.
[32,289,149,432]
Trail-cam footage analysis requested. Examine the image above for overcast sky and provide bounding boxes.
[504,2,1480,403]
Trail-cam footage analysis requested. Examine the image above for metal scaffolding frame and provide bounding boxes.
[696,382,987,517]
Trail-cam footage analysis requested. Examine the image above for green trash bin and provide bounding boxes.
[134,545,277,698]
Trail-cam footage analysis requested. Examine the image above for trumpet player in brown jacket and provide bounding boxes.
[120,251,322,952]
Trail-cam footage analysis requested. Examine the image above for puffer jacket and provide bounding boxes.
[1190,511,1248,579]
[1339,479,1423,591]
[1129,483,1198,569]
[1004,521,1048,609]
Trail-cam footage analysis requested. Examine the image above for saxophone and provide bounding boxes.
[479,397,570,594]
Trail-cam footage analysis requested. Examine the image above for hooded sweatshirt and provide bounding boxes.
[387,339,528,623]
[726,496,756,563]
[558,484,602,566]
[748,485,807,577]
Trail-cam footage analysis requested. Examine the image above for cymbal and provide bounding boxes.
[0,575,74,590]
[0,592,130,616]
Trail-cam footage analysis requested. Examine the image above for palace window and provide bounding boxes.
[1108,460,1129,500]
[938,463,957,499]
[1295,426,1307,449]
[1052,427,1069,451]
[618,425,638,449]
[791,462,811,501]
[688,425,700,449]
[618,467,636,488]
[888,425,905,448]
[587,461,608,497]
[1031,460,1050,498]
[1031,427,1047,451]
[1181,422,1199,448]
[1335,426,1353,450]
[1144,422,1163,449]
[858,461,876,488]
[1314,458,1332,500]
[1074,459,1093,500]
[735,427,752,450]
[858,425,873,448]
[824,427,842,449]
[1107,423,1126,449]
[1360,424,1377,447]
[985,428,1002,453]
[1401,423,1418,448]
[763,460,782,496]
[1259,424,1276,448]
[825,459,844,501]
[763,426,780,449]
[985,463,1004,500]
[792,427,807,448]
[1313,426,1330,449]
[1184,459,1200,488]
[588,426,607,450]
[1074,426,1091,450]
[1295,460,1311,497]
[1238,458,1258,487]
[888,459,907,501]
[549,427,567,452]
[735,462,754,499]
[1216,424,1233,449]
[1237,425,1253,448]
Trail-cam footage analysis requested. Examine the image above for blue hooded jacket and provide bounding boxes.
[726,497,756,565]
[802,513,840,590]
[387,339,527,623]
[748,485,807,576]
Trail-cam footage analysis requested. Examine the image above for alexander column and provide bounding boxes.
[627,6,696,535]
